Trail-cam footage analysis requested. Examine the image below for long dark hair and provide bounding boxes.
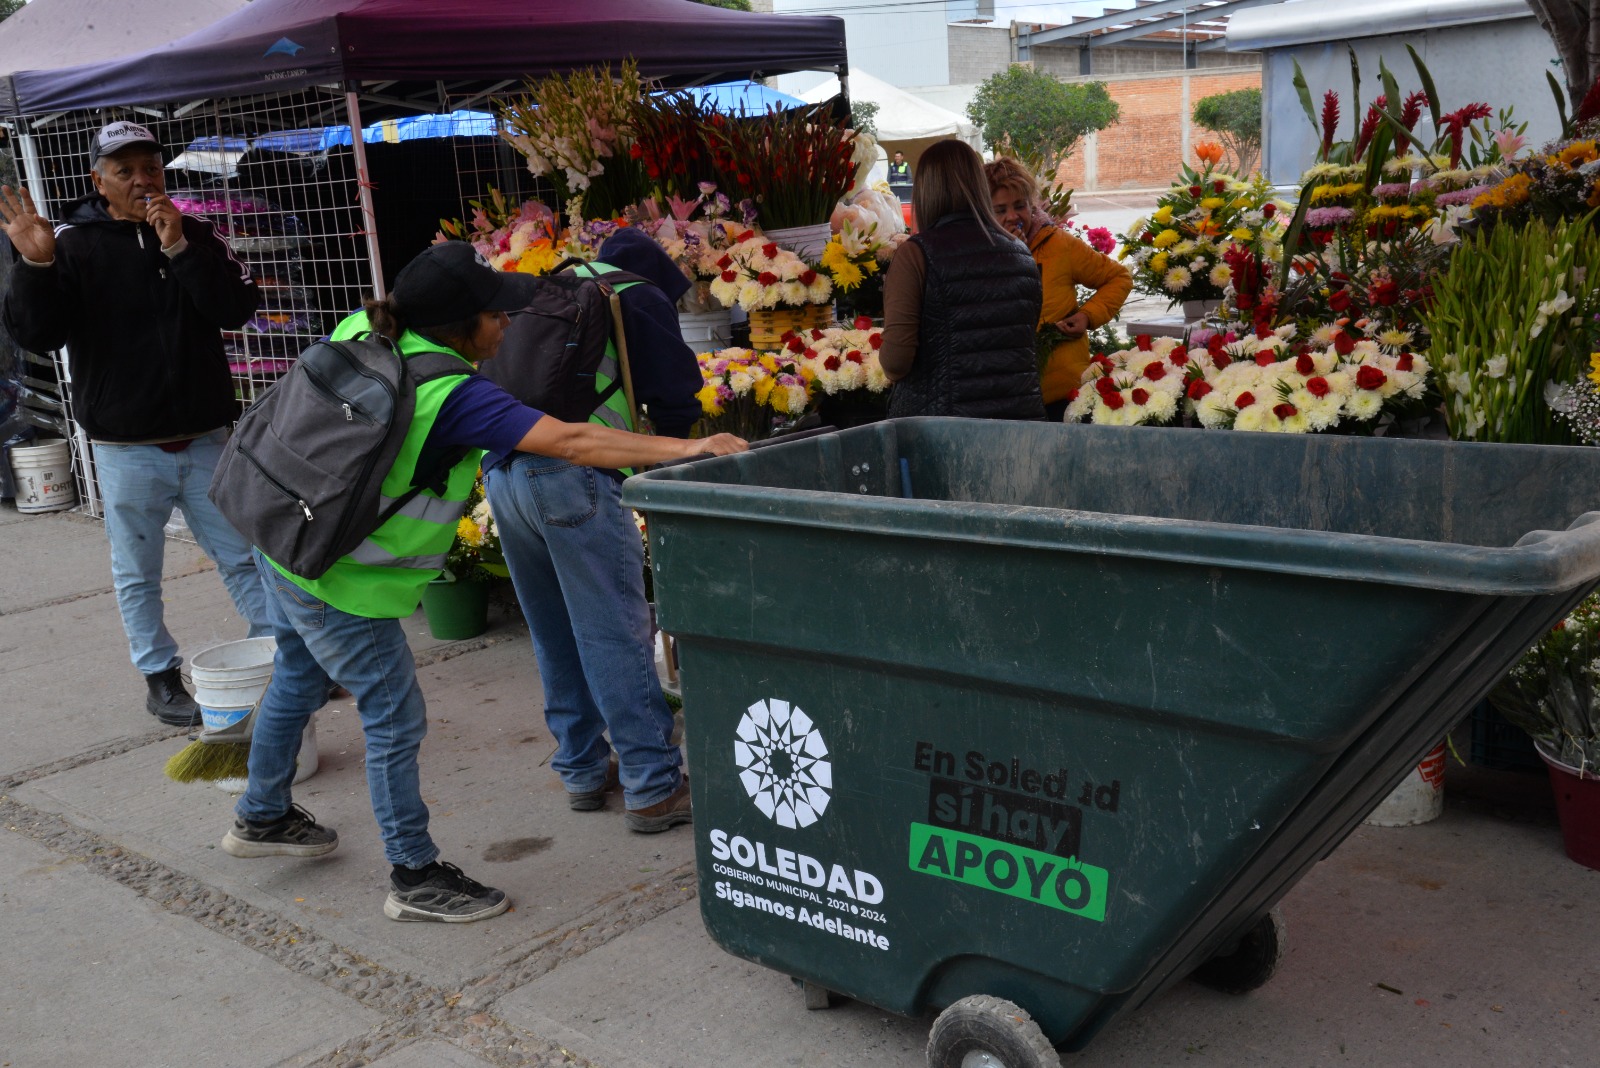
[911,140,1010,241]
[363,297,478,350]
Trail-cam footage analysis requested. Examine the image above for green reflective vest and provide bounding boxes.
[569,260,642,474]
[269,312,483,619]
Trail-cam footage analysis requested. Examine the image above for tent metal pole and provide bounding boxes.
[344,87,387,299]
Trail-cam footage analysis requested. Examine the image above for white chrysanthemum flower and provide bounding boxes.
[1234,406,1268,432]
[1197,393,1234,428]
[1280,411,1311,434]
[1064,392,1094,422]
[1164,266,1193,292]
[1173,239,1196,256]
[1308,397,1343,430]
[1145,391,1179,423]
[1091,403,1126,426]
[1347,391,1383,421]
[1376,328,1414,350]
[1311,323,1340,345]
[1209,263,1232,288]
[728,370,755,395]
[1352,340,1381,360]
[1311,349,1339,374]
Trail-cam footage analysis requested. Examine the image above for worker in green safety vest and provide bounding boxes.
[220,241,744,925]
[889,150,914,203]
[485,227,710,832]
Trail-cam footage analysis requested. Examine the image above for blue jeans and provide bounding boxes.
[94,430,270,675]
[237,549,438,868]
[486,455,681,809]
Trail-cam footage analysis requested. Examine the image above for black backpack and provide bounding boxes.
[478,262,646,421]
[208,335,472,580]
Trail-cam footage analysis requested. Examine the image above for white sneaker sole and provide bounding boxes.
[221,829,338,858]
[383,892,511,923]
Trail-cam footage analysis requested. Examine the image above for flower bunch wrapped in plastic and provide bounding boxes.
[694,347,815,440]
[784,319,892,396]
[438,189,565,275]
[819,219,889,293]
[1119,163,1286,305]
[707,231,833,311]
[444,473,507,580]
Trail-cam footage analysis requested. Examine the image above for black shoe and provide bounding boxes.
[568,754,620,812]
[145,666,200,727]
[384,861,509,923]
[221,803,339,858]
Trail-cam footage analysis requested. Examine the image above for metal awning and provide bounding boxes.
[1015,0,1286,71]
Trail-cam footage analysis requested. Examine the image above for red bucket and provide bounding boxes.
[1537,742,1600,871]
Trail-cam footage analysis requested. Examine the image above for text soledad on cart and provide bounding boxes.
[709,828,891,951]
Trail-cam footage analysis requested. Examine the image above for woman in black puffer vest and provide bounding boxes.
[880,140,1045,421]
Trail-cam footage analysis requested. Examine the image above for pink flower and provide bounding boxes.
[1493,128,1526,160]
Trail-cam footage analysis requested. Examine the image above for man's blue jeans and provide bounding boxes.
[237,550,438,868]
[93,430,270,675]
[486,455,682,809]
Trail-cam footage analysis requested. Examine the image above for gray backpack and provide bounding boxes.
[208,335,472,580]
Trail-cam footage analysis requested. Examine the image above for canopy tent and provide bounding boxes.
[800,67,979,169]
[0,0,246,113]
[7,0,846,118]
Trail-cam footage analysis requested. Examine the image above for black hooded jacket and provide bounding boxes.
[595,228,704,438]
[3,194,260,442]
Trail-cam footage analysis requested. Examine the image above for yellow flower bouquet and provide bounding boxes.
[694,347,815,440]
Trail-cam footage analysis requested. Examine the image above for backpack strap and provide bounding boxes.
[373,351,477,524]
[570,262,644,426]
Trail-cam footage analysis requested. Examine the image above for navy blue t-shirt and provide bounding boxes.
[415,374,542,477]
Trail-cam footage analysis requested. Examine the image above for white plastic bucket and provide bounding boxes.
[1364,741,1447,827]
[678,308,734,349]
[191,637,277,731]
[9,438,77,513]
[213,716,320,794]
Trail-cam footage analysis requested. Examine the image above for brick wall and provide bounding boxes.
[1056,66,1261,192]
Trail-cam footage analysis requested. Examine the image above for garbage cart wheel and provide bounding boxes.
[926,995,1061,1068]
[1191,909,1287,995]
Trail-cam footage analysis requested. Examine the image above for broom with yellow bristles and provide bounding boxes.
[164,704,256,783]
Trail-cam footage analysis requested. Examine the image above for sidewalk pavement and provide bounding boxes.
[2,502,1596,1068]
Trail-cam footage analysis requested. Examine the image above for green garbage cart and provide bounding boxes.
[622,419,1600,1066]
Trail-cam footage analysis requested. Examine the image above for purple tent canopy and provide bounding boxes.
[9,0,847,116]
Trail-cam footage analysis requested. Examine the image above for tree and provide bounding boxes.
[851,100,879,139]
[0,0,21,20]
[966,66,1120,164]
[1527,0,1600,102]
[1192,87,1262,174]
[692,0,752,9]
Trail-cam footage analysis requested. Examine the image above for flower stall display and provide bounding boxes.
[1062,325,1432,434]
[694,347,815,441]
[423,474,505,641]
[1548,353,1600,444]
[439,188,569,274]
[703,103,860,235]
[1118,161,1287,309]
[819,219,905,319]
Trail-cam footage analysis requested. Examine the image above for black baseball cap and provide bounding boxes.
[391,241,539,328]
[91,120,162,163]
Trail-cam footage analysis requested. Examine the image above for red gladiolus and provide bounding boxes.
[1187,379,1213,400]
[1103,392,1126,410]
[721,270,737,283]
[1170,344,1189,365]
[1356,365,1387,390]
[1255,352,1276,367]
[1136,334,1153,351]
[1143,362,1166,381]
[824,355,841,371]
[1131,388,1150,405]
[757,271,778,286]
[1397,352,1415,371]
[1307,376,1331,397]
[801,270,818,286]
[1236,292,1255,311]
[1329,288,1352,312]
[629,144,644,159]
[1235,391,1256,408]
[1295,353,1315,375]
[1333,332,1355,356]
[854,316,873,330]
[1273,403,1298,419]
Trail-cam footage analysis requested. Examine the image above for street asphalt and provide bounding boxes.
[1,500,1596,1068]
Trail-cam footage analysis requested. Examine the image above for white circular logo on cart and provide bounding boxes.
[735,698,832,829]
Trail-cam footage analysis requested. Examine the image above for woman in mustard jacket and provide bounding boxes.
[985,158,1132,420]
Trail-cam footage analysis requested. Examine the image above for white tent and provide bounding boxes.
[801,67,981,170]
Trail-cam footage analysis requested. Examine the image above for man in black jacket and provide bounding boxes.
[0,121,269,725]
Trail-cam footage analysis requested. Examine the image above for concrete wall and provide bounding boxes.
[1254,16,1560,186]
[1031,44,1260,79]
[947,23,1012,85]
[773,0,957,87]
[1055,66,1264,191]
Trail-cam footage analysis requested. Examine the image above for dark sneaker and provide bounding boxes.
[145,666,200,727]
[625,778,692,834]
[568,754,620,812]
[221,804,339,858]
[384,861,509,923]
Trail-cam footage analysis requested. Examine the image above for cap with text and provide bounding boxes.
[91,121,162,163]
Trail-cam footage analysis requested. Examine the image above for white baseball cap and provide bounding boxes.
[91,120,162,163]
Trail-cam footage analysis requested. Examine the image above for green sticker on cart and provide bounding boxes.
[908,822,1108,922]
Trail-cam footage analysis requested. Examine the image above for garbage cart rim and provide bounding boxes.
[624,481,1600,596]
